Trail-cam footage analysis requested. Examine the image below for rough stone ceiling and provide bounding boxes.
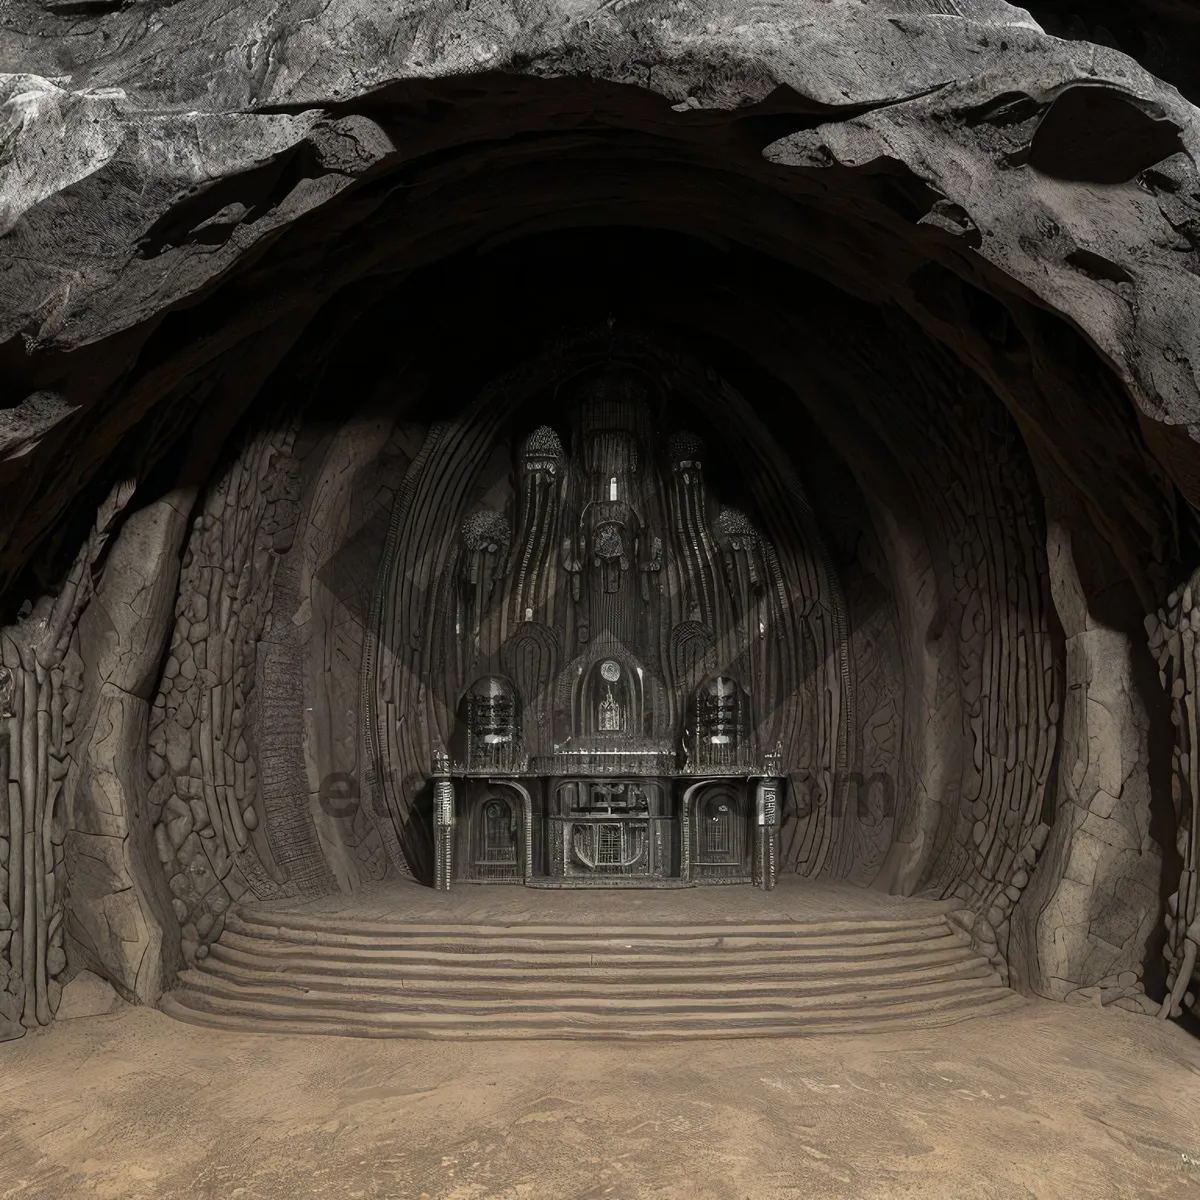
[1,0,1200,606]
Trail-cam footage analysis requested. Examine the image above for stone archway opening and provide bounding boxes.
[0,40,1196,1037]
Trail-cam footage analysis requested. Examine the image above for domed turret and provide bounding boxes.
[522,424,564,461]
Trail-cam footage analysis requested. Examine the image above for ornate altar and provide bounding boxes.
[367,347,849,890]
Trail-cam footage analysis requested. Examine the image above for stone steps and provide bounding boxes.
[214,932,967,970]
[163,904,1025,1039]
[228,908,948,942]
[207,936,981,982]
[177,970,1002,1009]
[190,952,995,999]
[220,912,955,955]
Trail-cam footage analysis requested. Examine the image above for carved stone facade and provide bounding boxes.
[364,345,853,889]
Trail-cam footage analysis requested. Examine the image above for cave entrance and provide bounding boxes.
[0,35,1187,1038]
[130,217,1066,1023]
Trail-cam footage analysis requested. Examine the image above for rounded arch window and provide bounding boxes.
[482,798,516,861]
[702,794,733,856]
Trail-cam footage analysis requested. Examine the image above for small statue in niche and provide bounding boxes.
[686,675,755,770]
[717,507,768,624]
[597,659,628,732]
[573,656,640,739]
[592,520,629,593]
[521,425,563,477]
[717,508,763,584]
[699,676,742,747]
[598,686,623,731]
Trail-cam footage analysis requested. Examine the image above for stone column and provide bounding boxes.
[432,754,455,891]
[754,777,782,890]
[1008,513,1163,1012]
[64,489,196,1004]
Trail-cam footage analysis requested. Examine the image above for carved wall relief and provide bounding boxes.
[148,421,305,964]
[840,565,904,887]
[997,467,1166,1012]
[0,610,79,1037]
[785,416,904,887]
[1147,572,1200,1019]
[20,312,1140,1015]
[7,2,1200,1040]
[930,421,1059,905]
[293,417,424,891]
[809,325,1061,975]
[64,490,196,1008]
[79,313,1073,1000]
[0,480,132,1038]
[897,379,1059,982]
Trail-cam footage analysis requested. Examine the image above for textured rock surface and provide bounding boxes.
[53,969,124,1021]
[294,415,417,891]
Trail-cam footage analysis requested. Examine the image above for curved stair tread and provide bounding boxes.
[226,912,955,940]
[173,969,1006,1011]
[229,907,951,932]
[187,957,997,998]
[162,988,1027,1038]
[205,940,981,981]
[218,926,964,955]
[211,936,970,972]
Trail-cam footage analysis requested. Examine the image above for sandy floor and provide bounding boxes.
[1,998,1199,1199]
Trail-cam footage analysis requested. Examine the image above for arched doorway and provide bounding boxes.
[690,783,751,882]
[460,790,523,882]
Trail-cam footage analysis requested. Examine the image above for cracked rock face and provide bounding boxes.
[0,0,1199,1033]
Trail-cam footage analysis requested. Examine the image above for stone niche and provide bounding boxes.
[128,307,1063,938]
[1,0,1199,1034]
